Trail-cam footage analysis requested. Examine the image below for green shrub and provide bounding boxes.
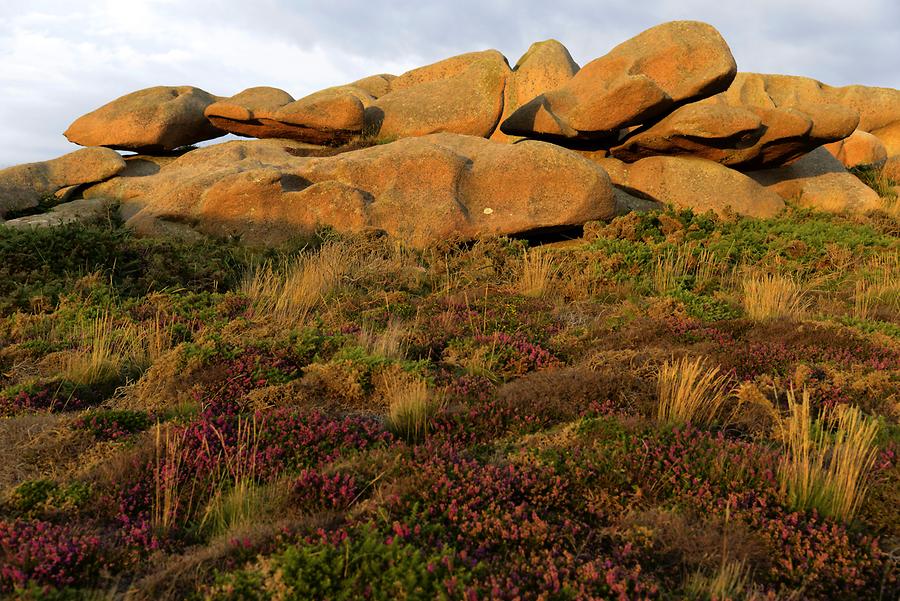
[9,479,91,515]
[208,525,473,600]
[0,222,248,315]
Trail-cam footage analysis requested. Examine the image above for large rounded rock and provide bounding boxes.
[749,147,882,213]
[823,129,888,168]
[490,40,579,143]
[370,51,510,141]
[616,156,785,218]
[65,86,225,152]
[500,21,737,140]
[612,101,858,169]
[0,147,125,217]
[88,134,615,247]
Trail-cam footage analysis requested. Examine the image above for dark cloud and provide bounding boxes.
[1,0,898,166]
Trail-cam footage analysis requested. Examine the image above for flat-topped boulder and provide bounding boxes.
[85,134,615,247]
[65,86,225,152]
[369,50,510,141]
[0,147,125,218]
[500,21,737,141]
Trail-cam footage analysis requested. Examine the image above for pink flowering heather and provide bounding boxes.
[0,519,102,593]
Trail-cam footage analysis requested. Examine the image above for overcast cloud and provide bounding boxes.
[1,0,898,167]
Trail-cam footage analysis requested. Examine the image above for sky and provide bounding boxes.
[1,0,899,167]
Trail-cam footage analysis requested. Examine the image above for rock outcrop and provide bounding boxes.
[85,134,614,247]
[65,86,225,152]
[500,21,737,141]
[7,20,895,243]
[0,148,125,217]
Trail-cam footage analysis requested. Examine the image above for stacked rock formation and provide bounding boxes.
[2,20,898,246]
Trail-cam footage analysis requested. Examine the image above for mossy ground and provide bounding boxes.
[1,190,899,599]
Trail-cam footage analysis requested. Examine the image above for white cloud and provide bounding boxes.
[1,0,898,167]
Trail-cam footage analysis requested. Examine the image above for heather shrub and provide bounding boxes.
[0,519,103,592]
[75,409,152,441]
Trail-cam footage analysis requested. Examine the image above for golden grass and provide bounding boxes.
[777,388,879,521]
[153,423,194,534]
[63,311,138,386]
[684,559,750,601]
[517,248,556,298]
[385,375,439,442]
[651,249,690,294]
[198,416,268,537]
[652,247,729,294]
[656,356,732,426]
[740,272,809,320]
[241,241,352,326]
[851,251,900,319]
[357,321,407,360]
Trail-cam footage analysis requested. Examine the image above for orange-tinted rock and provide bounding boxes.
[272,89,367,144]
[749,147,882,213]
[65,86,225,152]
[620,156,785,218]
[206,86,367,144]
[89,134,614,247]
[491,40,579,143]
[370,51,510,141]
[823,129,888,168]
[0,147,125,217]
[501,21,736,140]
[204,87,295,138]
[870,120,900,157]
[610,104,764,163]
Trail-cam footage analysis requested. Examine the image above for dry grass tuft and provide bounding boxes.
[357,321,408,360]
[684,559,750,601]
[851,251,900,320]
[777,388,879,521]
[385,375,439,442]
[657,356,732,426]
[517,248,556,298]
[198,416,273,538]
[153,423,193,534]
[652,249,690,294]
[242,242,352,326]
[63,311,139,386]
[740,272,809,320]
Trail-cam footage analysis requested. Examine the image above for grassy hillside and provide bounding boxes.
[1,195,898,599]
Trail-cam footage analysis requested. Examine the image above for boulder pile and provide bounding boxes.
[2,20,898,246]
